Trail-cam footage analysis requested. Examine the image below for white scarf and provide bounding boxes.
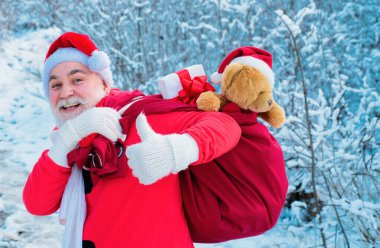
[59,166,86,248]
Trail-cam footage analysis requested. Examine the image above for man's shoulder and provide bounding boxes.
[101,88,145,108]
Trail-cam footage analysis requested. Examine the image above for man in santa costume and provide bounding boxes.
[22,32,241,248]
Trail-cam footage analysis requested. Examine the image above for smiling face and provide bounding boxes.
[49,61,110,126]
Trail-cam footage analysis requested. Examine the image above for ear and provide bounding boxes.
[103,80,111,94]
[258,101,286,128]
[221,63,244,91]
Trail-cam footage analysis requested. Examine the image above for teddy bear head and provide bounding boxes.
[221,62,275,113]
[220,61,286,128]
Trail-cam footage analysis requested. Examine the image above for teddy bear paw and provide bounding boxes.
[196,91,222,111]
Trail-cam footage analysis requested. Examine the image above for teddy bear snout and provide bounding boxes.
[268,99,273,106]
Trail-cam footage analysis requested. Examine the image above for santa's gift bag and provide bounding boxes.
[180,103,288,242]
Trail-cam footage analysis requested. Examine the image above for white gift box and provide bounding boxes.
[158,64,206,99]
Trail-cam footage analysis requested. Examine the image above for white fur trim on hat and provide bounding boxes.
[211,72,222,84]
[230,56,274,86]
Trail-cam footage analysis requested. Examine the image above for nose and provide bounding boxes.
[59,83,75,99]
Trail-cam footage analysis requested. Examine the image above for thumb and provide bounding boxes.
[135,112,158,141]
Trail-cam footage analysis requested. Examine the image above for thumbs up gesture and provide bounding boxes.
[126,113,199,185]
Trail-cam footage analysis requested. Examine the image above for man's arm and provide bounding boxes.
[127,111,241,185]
[23,150,72,215]
[177,111,241,165]
[23,107,123,215]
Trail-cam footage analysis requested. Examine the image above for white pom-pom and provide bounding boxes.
[211,72,222,84]
[88,50,111,72]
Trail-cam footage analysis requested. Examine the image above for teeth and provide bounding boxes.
[63,103,80,108]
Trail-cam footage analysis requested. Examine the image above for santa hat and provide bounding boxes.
[211,46,274,86]
[42,32,114,97]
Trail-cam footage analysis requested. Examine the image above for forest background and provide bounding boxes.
[0,0,379,247]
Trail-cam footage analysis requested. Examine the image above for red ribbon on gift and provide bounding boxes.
[176,69,215,105]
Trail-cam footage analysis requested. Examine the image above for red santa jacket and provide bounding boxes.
[22,92,241,248]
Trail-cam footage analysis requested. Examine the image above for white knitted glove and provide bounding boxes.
[48,107,123,167]
[126,113,199,185]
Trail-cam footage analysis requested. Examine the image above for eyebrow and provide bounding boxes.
[49,69,87,82]
[68,69,87,76]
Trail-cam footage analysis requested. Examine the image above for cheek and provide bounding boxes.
[49,92,59,107]
[77,83,107,105]
[75,83,94,97]
[77,78,101,92]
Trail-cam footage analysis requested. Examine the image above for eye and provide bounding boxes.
[74,78,83,84]
[51,82,62,90]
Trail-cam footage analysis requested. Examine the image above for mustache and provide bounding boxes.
[56,96,88,109]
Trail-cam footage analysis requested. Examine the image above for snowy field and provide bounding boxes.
[0,29,325,248]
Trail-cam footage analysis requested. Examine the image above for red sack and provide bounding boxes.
[102,92,288,243]
[180,103,288,243]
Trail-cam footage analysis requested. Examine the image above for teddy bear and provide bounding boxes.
[196,46,286,128]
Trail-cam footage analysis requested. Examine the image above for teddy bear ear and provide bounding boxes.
[211,72,222,84]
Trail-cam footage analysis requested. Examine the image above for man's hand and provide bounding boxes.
[48,107,123,167]
[126,113,199,185]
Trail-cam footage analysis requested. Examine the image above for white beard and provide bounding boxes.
[51,91,107,127]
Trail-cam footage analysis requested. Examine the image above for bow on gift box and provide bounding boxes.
[157,64,216,104]
[176,69,215,105]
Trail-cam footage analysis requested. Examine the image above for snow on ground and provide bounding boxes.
[0,28,300,248]
[0,28,64,248]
